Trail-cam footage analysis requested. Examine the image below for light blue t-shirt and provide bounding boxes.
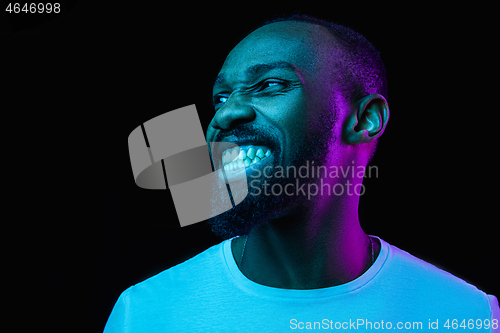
[103,236,499,332]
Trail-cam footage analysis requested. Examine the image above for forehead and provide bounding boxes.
[215,21,336,88]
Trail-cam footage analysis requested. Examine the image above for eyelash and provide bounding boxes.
[213,79,288,106]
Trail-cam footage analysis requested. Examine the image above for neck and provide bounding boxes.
[232,193,379,289]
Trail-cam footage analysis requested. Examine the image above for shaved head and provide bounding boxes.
[206,17,388,239]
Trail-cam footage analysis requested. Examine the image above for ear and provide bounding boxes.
[342,93,390,144]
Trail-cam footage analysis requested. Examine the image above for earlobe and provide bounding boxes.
[342,93,389,145]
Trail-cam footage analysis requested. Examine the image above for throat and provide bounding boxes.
[231,227,377,290]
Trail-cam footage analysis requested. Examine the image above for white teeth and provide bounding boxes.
[230,148,239,161]
[238,149,246,160]
[222,145,272,169]
[252,156,261,164]
[247,147,255,159]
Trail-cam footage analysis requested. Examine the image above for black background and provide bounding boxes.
[3,3,498,332]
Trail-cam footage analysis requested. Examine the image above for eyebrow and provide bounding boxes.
[213,61,297,89]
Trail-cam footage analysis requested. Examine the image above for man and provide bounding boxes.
[104,15,499,332]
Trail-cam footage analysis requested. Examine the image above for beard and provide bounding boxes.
[206,110,336,240]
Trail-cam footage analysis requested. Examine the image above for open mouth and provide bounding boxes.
[218,144,273,181]
[222,145,271,171]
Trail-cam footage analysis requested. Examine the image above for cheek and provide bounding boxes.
[266,92,310,160]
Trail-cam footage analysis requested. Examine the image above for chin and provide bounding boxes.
[206,172,294,240]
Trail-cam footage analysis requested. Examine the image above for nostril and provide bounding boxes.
[211,123,224,130]
[229,118,251,128]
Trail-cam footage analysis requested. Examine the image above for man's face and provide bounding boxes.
[206,21,343,239]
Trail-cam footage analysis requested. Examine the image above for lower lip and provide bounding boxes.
[218,154,273,182]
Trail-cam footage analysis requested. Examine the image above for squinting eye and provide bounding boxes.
[214,95,228,105]
[263,82,280,88]
[259,80,287,91]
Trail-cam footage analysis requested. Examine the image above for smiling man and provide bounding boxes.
[104,15,499,332]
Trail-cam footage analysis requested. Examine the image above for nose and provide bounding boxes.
[210,93,256,131]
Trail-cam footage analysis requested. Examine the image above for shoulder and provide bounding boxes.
[381,239,495,316]
[387,241,480,291]
[121,240,229,301]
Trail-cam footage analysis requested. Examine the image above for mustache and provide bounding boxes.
[213,123,280,151]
